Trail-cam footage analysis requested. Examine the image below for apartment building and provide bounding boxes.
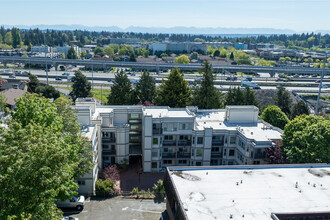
[75,98,282,173]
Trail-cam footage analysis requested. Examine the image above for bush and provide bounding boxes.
[152,179,165,197]
[95,179,115,197]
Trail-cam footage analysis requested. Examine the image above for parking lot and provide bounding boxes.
[63,196,166,220]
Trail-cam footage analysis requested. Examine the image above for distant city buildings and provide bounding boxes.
[148,42,207,54]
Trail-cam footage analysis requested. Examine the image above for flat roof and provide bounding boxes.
[168,165,330,220]
[143,107,194,118]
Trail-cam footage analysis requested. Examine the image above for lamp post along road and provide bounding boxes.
[315,52,328,115]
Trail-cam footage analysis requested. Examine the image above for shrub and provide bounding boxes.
[153,179,165,197]
[95,179,115,197]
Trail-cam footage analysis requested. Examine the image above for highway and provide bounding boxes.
[1,56,330,75]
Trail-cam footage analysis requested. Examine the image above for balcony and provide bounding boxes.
[177,152,190,158]
[152,128,162,135]
[254,152,266,159]
[178,140,192,146]
[102,149,116,155]
[162,152,176,158]
[211,152,222,158]
[163,140,177,146]
[212,141,224,146]
[102,138,116,143]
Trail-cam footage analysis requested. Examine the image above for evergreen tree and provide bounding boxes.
[69,71,92,101]
[67,46,77,59]
[27,73,40,93]
[291,100,310,119]
[275,87,292,116]
[192,60,223,109]
[243,86,259,107]
[154,68,191,107]
[230,52,234,59]
[225,87,244,106]
[135,71,156,104]
[36,85,60,100]
[11,28,21,48]
[107,70,135,105]
[4,31,12,46]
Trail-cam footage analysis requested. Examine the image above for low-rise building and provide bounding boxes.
[163,164,330,220]
[75,99,282,173]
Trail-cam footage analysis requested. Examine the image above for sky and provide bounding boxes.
[1,0,330,32]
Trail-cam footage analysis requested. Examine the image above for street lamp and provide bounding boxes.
[315,51,329,115]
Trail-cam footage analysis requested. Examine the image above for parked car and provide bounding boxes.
[321,84,328,88]
[130,73,136,76]
[56,195,85,211]
[62,72,70,76]
[315,80,321,83]
[56,76,62,81]
[63,217,79,220]
[9,74,16,78]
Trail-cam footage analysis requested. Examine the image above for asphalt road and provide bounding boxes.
[63,197,166,220]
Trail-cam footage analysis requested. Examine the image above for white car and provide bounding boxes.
[63,217,79,220]
[56,195,85,211]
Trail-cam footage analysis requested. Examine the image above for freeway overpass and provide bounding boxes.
[1,56,329,75]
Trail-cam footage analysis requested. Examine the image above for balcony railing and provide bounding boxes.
[102,149,116,155]
[102,138,116,143]
[152,128,162,134]
[254,152,266,159]
[162,152,176,158]
[176,152,190,158]
[163,140,177,146]
[178,140,192,146]
[212,141,224,146]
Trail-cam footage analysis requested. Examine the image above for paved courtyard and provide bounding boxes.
[64,197,166,220]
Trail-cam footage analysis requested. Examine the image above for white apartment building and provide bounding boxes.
[75,98,282,173]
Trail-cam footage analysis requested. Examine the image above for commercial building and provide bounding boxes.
[149,42,207,54]
[75,99,282,174]
[31,45,51,53]
[55,45,81,56]
[163,164,330,220]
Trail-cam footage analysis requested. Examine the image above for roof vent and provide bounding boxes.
[251,132,253,135]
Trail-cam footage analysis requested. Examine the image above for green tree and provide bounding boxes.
[107,70,135,105]
[70,71,92,101]
[275,87,292,116]
[129,53,136,62]
[109,44,119,53]
[230,52,234,59]
[11,28,21,48]
[4,31,12,46]
[67,46,78,59]
[80,51,87,59]
[174,55,190,64]
[135,71,156,104]
[94,47,104,56]
[291,100,310,119]
[154,68,191,107]
[104,46,114,57]
[192,60,223,109]
[282,115,330,163]
[35,85,60,100]
[213,50,220,57]
[190,52,198,60]
[0,93,6,111]
[27,73,40,93]
[225,87,244,106]
[260,105,290,130]
[0,94,92,219]
[243,86,259,107]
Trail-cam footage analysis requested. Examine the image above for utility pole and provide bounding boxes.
[315,52,328,115]
[92,63,94,90]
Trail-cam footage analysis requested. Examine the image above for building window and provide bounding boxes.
[196,162,202,166]
[178,160,187,164]
[78,180,85,185]
[179,123,192,130]
[163,123,177,132]
[103,156,109,161]
[164,135,173,140]
[197,137,203,144]
[102,145,109,149]
[211,147,219,152]
[152,162,157,169]
[130,113,140,119]
[224,149,227,156]
[196,149,203,157]
[163,160,172,164]
[253,161,260,165]
[230,136,236,144]
[152,150,158,157]
[229,149,235,156]
[153,137,158,145]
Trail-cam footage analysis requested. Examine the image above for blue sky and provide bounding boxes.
[1,0,329,31]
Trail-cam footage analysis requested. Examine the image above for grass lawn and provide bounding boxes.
[55,86,111,103]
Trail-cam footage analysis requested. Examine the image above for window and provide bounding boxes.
[197,137,203,144]
[196,149,203,157]
[163,160,172,164]
[152,162,157,169]
[111,145,115,151]
[163,123,177,132]
[178,160,187,164]
[230,136,236,144]
[102,145,109,149]
[130,113,140,119]
[211,147,219,152]
[253,161,260,165]
[78,180,85,185]
[103,156,109,161]
[224,149,227,156]
[164,135,173,140]
[153,137,158,145]
[179,123,192,130]
[130,125,140,130]
[229,149,235,156]
[196,162,202,166]
[152,150,158,157]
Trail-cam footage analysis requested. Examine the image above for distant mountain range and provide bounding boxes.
[2,24,330,35]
